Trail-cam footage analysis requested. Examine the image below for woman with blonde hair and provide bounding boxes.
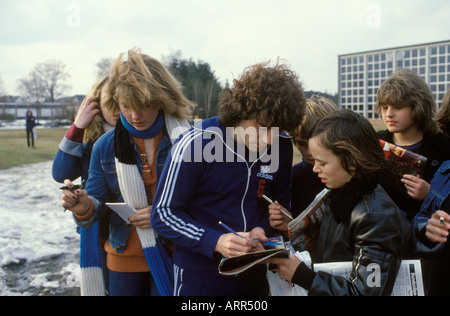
[52,76,120,183]
[60,48,194,296]
[52,76,120,296]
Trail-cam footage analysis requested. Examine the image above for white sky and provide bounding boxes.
[0,0,449,97]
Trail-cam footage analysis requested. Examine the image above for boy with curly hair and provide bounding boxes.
[151,60,306,296]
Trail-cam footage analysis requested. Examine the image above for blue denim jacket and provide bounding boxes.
[77,127,171,254]
[413,160,450,253]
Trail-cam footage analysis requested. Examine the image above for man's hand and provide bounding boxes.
[215,227,268,257]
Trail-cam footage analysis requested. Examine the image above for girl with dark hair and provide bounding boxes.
[268,110,411,296]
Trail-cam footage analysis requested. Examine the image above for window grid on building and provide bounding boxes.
[338,40,450,120]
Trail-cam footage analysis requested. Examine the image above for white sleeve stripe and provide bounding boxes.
[159,130,205,237]
[156,129,205,240]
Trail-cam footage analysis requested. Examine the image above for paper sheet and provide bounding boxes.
[106,202,137,224]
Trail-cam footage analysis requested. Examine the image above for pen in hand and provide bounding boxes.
[218,221,245,239]
[61,180,85,212]
[60,184,82,191]
[262,195,294,220]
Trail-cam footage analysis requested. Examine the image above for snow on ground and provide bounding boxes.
[0,161,80,296]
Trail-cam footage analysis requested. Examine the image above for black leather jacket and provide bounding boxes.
[308,185,411,296]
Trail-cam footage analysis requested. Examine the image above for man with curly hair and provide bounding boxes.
[151,60,306,296]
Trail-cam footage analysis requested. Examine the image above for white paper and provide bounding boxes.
[106,202,137,224]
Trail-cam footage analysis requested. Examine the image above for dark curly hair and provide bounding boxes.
[218,60,306,133]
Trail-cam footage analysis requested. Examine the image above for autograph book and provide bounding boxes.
[218,236,289,275]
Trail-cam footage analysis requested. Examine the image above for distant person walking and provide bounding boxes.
[26,110,36,148]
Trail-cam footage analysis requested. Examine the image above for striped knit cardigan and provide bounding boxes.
[79,113,190,296]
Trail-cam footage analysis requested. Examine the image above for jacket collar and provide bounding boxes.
[324,174,379,223]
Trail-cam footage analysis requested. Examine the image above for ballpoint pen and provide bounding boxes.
[262,194,294,220]
[218,221,245,239]
[218,221,261,251]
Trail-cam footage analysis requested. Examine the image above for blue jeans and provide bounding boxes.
[109,270,161,296]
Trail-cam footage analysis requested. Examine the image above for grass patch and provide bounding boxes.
[0,128,68,170]
[0,121,385,170]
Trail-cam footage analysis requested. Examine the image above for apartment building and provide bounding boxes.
[338,40,450,119]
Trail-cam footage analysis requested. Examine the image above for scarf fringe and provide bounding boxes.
[80,267,105,296]
[79,221,107,296]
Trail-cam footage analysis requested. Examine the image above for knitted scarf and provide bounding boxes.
[79,112,190,296]
[119,112,164,139]
[79,221,106,296]
[323,174,379,223]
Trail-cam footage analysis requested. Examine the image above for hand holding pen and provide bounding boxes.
[60,179,90,216]
[262,195,293,220]
[215,222,267,258]
[263,195,293,233]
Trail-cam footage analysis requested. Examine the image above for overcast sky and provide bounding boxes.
[0,0,449,97]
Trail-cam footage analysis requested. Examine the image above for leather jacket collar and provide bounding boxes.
[324,174,379,223]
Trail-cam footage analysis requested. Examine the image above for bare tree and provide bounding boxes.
[18,71,45,102]
[95,57,113,79]
[39,60,71,101]
[17,60,71,102]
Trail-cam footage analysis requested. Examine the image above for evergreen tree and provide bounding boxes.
[164,51,222,119]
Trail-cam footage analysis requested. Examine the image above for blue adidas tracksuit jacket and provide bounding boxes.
[151,117,293,295]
